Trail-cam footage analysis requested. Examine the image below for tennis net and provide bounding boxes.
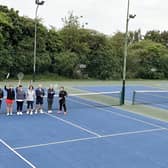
[132,90,168,105]
[66,91,122,107]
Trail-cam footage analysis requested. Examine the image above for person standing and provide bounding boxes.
[16,84,26,115]
[26,85,35,115]
[0,87,4,112]
[47,85,55,113]
[58,86,68,115]
[35,84,45,114]
[4,84,15,116]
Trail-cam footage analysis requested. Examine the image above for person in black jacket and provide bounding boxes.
[58,86,67,115]
[47,85,55,113]
[0,87,4,111]
[4,84,15,116]
[35,84,45,114]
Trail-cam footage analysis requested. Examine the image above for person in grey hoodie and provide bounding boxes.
[16,84,26,115]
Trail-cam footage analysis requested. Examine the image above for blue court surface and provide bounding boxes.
[75,85,168,110]
[1,93,168,168]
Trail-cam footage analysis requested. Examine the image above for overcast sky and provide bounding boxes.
[1,0,168,35]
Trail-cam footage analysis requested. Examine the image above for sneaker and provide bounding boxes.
[34,110,38,114]
[57,111,62,114]
[20,112,23,115]
[26,111,29,114]
[6,113,9,116]
[17,112,20,115]
[30,111,33,115]
[40,109,44,114]
[48,110,52,113]
[10,112,13,115]
[64,112,67,115]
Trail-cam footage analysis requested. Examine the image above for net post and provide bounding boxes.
[119,91,122,105]
[121,80,125,105]
[132,90,135,105]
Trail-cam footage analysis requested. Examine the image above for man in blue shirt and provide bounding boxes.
[35,84,45,114]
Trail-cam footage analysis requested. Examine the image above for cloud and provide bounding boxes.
[1,0,168,35]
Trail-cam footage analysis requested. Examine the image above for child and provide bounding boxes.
[58,86,67,115]
[35,84,45,114]
[4,84,15,116]
[47,85,55,113]
[26,85,35,115]
[0,87,4,111]
[16,84,26,115]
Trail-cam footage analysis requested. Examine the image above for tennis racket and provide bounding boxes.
[6,73,10,79]
[29,80,33,85]
[54,84,59,90]
[17,72,24,84]
[5,73,10,84]
[29,80,33,86]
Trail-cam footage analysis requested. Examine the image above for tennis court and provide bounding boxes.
[1,86,168,168]
[76,85,168,110]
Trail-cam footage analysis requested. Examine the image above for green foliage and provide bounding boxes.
[108,32,125,78]
[128,40,168,79]
[0,11,12,27]
[144,30,168,48]
[0,5,168,80]
[52,51,79,77]
[61,11,80,28]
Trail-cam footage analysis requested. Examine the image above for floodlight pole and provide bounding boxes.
[121,0,135,105]
[33,0,45,82]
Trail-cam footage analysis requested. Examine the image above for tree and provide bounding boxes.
[144,30,168,48]
[1,5,168,80]
[128,40,168,79]
[52,51,79,77]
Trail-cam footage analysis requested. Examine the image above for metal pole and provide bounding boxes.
[121,0,130,105]
[33,5,39,82]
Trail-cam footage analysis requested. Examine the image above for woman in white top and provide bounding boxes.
[26,85,35,115]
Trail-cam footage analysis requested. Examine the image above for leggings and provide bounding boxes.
[48,98,53,110]
[16,101,24,112]
[59,100,67,112]
[0,100,1,109]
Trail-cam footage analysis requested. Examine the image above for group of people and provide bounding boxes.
[0,83,68,116]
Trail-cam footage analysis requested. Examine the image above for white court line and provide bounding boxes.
[14,128,166,150]
[45,113,101,137]
[0,139,36,168]
[69,98,167,129]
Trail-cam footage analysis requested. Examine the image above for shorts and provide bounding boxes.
[36,98,43,105]
[6,99,14,105]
